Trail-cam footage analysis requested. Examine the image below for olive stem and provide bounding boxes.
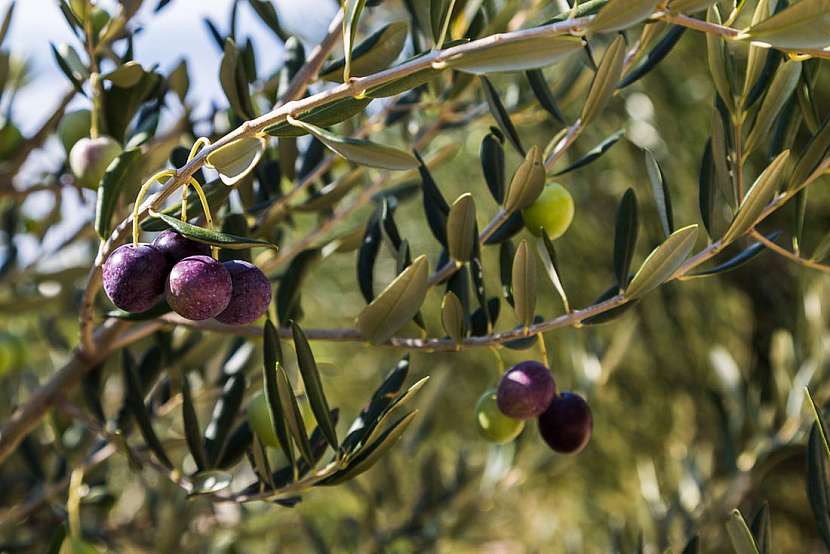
[187,177,217,259]
[132,170,176,245]
[188,137,210,161]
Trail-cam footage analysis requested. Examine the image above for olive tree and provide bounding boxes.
[1,0,830,551]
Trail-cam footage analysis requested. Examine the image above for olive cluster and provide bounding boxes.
[476,361,592,454]
[102,230,271,325]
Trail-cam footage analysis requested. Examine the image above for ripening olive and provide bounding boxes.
[521,182,574,238]
[475,388,524,444]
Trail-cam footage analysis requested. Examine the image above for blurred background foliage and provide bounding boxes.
[0,0,830,552]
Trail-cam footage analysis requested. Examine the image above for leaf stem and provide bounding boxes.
[132,170,176,245]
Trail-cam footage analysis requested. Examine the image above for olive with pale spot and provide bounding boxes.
[165,255,232,320]
[102,243,167,313]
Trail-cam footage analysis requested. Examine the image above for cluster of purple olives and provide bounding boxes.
[103,230,272,325]
[475,360,592,454]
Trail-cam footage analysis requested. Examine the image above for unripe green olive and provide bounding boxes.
[69,136,122,189]
[57,109,91,153]
[0,120,22,161]
[475,388,524,444]
[521,182,574,238]
[247,391,281,448]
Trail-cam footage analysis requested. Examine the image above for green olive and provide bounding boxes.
[521,182,574,238]
[69,136,122,189]
[57,109,91,153]
[246,391,281,448]
[475,388,524,444]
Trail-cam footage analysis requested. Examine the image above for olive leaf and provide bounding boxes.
[446,34,584,74]
[706,6,735,113]
[263,320,294,472]
[536,231,570,313]
[50,42,88,93]
[203,373,246,467]
[512,239,536,328]
[620,26,686,88]
[447,193,477,262]
[343,0,368,80]
[220,38,255,120]
[722,149,790,244]
[744,60,801,155]
[589,0,660,33]
[745,0,830,50]
[668,0,716,12]
[581,35,625,126]
[526,69,565,124]
[277,249,320,325]
[789,111,830,190]
[264,97,372,136]
[750,503,772,554]
[356,255,430,344]
[481,77,524,156]
[291,322,338,450]
[644,149,674,238]
[441,291,466,345]
[726,510,760,554]
[320,21,408,81]
[625,224,699,299]
[699,140,716,238]
[275,361,315,466]
[102,61,145,87]
[122,350,173,469]
[95,148,141,238]
[206,136,265,186]
[504,146,545,213]
[180,372,208,472]
[807,421,830,550]
[614,188,638,289]
[553,129,625,176]
[287,118,418,170]
[481,130,506,203]
[741,0,775,103]
[149,212,278,251]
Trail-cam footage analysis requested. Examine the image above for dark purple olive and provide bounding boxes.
[538,392,592,454]
[496,360,556,419]
[214,260,272,325]
[165,255,232,320]
[152,230,210,268]
[102,243,167,313]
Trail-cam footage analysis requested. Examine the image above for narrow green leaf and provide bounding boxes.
[150,212,277,250]
[343,0,368,80]
[357,255,430,345]
[512,239,536,328]
[95,149,141,238]
[180,372,208,472]
[263,320,294,473]
[749,502,772,554]
[277,249,320,325]
[806,387,830,460]
[441,291,466,344]
[645,149,675,238]
[122,350,173,469]
[625,224,699,299]
[668,0,716,12]
[536,231,570,313]
[789,116,830,191]
[681,535,700,554]
[446,34,584,74]
[722,150,790,244]
[291,322,338,450]
[686,231,777,278]
[698,140,716,238]
[481,130,506,203]
[203,373,246,467]
[264,97,372,136]
[287,118,418,170]
[142,179,231,231]
[50,42,86,94]
[0,1,15,48]
[276,361,314,466]
[807,421,830,550]
[504,146,545,213]
[726,510,760,554]
[811,228,830,262]
[447,193,477,262]
[614,188,639,289]
[619,26,686,89]
[219,38,254,120]
[206,136,266,186]
[320,21,408,81]
[746,0,830,50]
[481,76,525,156]
[553,129,625,176]
[741,0,776,103]
[526,69,565,124]
[706,6,735,113]
[581,35,626,126]
[589,0,660,33]
[744,60,801,155]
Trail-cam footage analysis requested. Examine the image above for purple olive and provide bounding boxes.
[102,243,167,313]
[165,255,232,320]
[496,361,556,419]
[152,230,211,268]
[538,392,592,455]
[214,260,272,325]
